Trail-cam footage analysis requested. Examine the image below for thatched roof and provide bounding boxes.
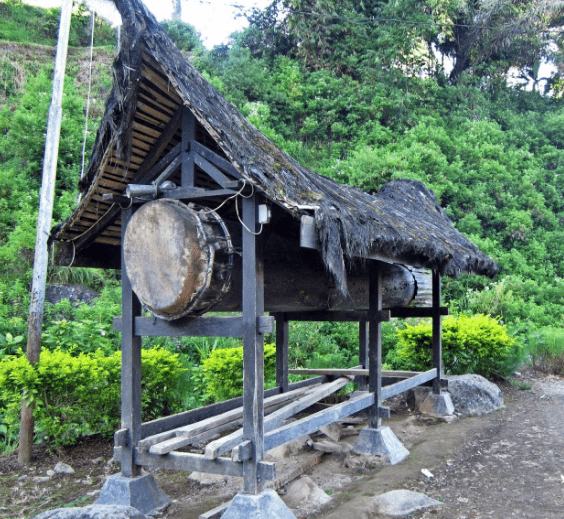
[52,0,497,290]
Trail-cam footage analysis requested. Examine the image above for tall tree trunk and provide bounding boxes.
[18,0,72,465]
[172,0,181,21]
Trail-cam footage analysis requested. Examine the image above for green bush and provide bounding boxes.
[202,343,277,401]
[0,347,185,451]
[396,314,519,379]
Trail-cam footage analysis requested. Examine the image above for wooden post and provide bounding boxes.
[367,263,383,429]
[275,314,289,393]
[432,270,442,394]
[181,106,196,188]
[242,195,265,494]
[18,0,72,465]
[358,320,369,391]
[120,207,142,478]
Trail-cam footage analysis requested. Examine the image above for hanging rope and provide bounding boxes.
[80,11,95,181]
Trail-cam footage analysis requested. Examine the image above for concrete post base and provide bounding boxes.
[352,426,409,465]
[221,489,296,519]
[95,473,170,515]
[420,392,455,416]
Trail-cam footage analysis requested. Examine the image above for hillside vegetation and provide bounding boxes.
[0,0,563,453]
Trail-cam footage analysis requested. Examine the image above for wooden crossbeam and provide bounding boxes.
[134,450,275,480]
[113,315,274,338]
[288,368,425,378]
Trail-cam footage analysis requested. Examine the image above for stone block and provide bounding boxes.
[352,426,409,465]
[221,489,296,519]
[95,474,169,516]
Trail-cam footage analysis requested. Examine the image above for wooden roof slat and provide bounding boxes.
[139,81,180,111]
[132,120,162,140]
[137,100,175,124]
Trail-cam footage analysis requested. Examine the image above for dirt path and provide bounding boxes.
[1,369,563,519]
[310,370,564,519]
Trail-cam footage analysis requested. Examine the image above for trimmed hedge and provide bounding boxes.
[0,347,185,450]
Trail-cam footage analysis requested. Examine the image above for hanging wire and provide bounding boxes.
[80,11,95,181]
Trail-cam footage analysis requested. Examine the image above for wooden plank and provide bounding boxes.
[135,450,275,480]
[381,368,437,400]
[138,380,325,441]
[261,392,374,454]
[138,384,318,453]
[138,91,175,117]
[204,376,352,459]
[148,393,304,455]
[139,81,180,111]
[288,368,424,378]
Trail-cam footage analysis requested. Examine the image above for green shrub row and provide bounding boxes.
[395,314,519,379]
[0,347,185,451]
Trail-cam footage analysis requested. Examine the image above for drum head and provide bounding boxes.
[124,199,218,320]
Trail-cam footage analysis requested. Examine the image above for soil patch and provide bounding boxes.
[1,368,563,519]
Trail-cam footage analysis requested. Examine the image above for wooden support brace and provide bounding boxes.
[135,450,276,481]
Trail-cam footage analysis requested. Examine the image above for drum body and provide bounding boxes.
[123,199,233,320]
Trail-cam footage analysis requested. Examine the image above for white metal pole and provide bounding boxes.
[18,0,73,465]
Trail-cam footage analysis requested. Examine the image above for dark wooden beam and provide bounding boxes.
[241,194,265,494]
[113,315,273,338]
[368,263,383,429]
[275,314,289,393]
[181,106,196,187]
[134,450,275,481]
[120,207,142,478]
[191,141,241,179]
[432,271,442,394]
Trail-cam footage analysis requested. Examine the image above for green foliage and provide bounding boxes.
[0,1,116,47]
[526,327,564,375]
[0,347,185,451]
[396,314,519,378]
[161,20,204,54]
[202,343,277,401]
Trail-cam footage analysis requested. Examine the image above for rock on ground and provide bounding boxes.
[446,374,504,416]
[32,505,146,519]
[45,284,99,305]
[407,375,503,417]
[370,489,442,517]
[282,476,332,509]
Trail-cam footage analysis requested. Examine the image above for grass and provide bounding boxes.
[527,327,564,375]
[510,379,533,391]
